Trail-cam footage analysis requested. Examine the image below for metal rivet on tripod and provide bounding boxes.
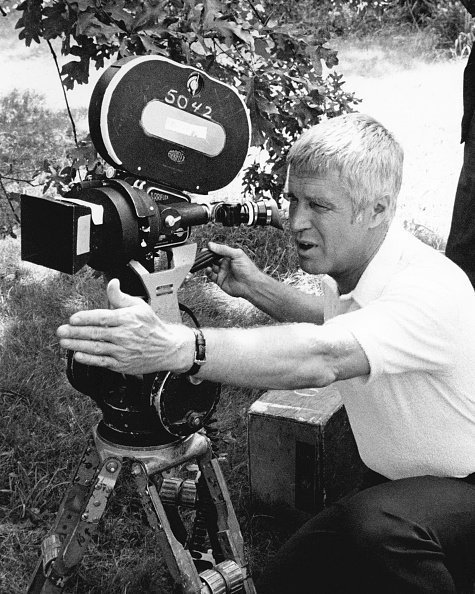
[186,411,203,429]
[106,461,118,473]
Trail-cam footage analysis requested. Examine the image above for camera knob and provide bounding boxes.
[164,214,182,229]
[186,411,203,430]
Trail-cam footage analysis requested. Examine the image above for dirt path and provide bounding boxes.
[2,32,468,239]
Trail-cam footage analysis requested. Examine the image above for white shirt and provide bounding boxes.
[323,224,475,479]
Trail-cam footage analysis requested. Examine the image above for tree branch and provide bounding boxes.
[245,0,266,25]
[46,39,79,147]
[0,178,21,224]
[0,172,43,187]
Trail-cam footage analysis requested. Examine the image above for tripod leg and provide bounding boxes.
[27,436,100,593]
[132,461,205,594]
[27,435,122,593]
[197,450,256,594]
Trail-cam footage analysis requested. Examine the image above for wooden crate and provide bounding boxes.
[248,384,365,522]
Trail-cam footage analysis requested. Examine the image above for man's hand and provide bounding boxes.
[57,279,194,375]
[206,242,263,299]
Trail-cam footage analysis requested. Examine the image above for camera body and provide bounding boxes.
[20,56,280,447]
[21,55,279,276]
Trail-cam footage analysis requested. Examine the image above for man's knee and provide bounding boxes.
[338,483,438,559]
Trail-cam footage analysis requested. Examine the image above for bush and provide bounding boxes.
[0,89,84,238]
[291,0,470,49]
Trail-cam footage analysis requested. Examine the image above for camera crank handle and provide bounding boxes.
[190,249,221,274]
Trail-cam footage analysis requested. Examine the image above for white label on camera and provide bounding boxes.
[66,199,104,225]
[77,215,91,255]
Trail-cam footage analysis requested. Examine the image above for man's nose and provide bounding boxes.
[289,202,311,233]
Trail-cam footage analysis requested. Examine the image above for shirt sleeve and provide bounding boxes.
[323,272,459,380]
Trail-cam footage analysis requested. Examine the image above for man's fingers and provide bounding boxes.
[107,278,144,309]
[65,280,145,326]
[208,241,241,259]
[73,350,118,369]
[58,337,116,356]
[57,323,115,341]
[67,308,126,327]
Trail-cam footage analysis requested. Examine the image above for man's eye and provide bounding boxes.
[309,201,327,210]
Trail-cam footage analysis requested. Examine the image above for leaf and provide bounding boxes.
[214,19,253,48]
[103,1,134,31]
[255,94,280,117]
[307,46,323,76]
[141,23,169,37]
[15,0,42,46]
[131,1,168,32]
[316,45,339,69]
[76,0,96,12]
[254,37,270,59]
[67,139,97,165]
[137,32,168,55]
[202,0,224,29]
[75,12,100,36]
[61,59,90,88]
[246,77,276,145]
[43,4,71,39]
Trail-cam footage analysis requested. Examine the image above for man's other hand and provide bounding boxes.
[57,279,194,375]
[206,242,263,299]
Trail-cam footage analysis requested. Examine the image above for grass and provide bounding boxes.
[0,227,304,592]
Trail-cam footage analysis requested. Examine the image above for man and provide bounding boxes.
[446,1,475,286]
[57,113,475,593]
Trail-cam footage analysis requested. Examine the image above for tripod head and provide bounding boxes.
[66,244,222,447]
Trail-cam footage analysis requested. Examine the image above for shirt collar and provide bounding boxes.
[341,223,408,307]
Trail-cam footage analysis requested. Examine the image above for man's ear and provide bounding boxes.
[369,194,392,228]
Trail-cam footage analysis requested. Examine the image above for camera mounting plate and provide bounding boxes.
[89,55,251,194]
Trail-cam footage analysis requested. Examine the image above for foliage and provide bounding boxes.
[0,89,85,238]
[9,0,360,206]
[300,0,469,48]
[419,1,469,50]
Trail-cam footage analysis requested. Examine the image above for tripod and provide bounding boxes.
[27,244,256,594]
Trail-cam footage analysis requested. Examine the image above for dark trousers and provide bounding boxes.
[446,110,475,288]
[256,473,475,594]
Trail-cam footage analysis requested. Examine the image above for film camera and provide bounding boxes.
[21,55,281,277]
[23,56,279,593]
[21,55,282,448]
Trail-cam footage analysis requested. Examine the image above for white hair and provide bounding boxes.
[287,113,404,221]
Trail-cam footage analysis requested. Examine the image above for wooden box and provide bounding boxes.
[248,384,365,522]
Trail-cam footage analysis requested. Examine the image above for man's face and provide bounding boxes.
[287,170,376,283]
